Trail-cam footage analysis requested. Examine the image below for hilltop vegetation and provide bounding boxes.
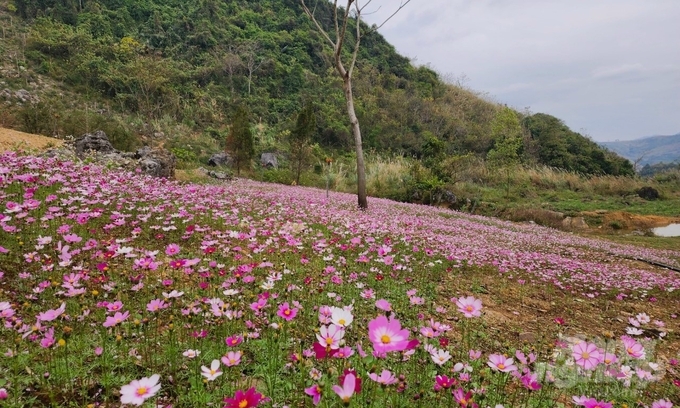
[1,0,634,185]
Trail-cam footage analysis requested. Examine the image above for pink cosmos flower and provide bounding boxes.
[469,349,482,360]
[305,384,323,406]
[621,336,646,359]
[652,399,673,408]
[165,243,180,256]
[146,299,168,312]
[277,302,298,321]
[103,311,129,327]
[332,371,356,404]
[572,342,602,371]
[221,351,243,367]
[487,354,517,373]
[333,346,354,359]
[452,388,474,406]
[316,324,345,350]
[37,302,66,321]
[375,299,392,312]
[120,374,161,406]
[368,315,413,354]
[455,296,482,318]
[0,388,7,400]
[368,369,397,385]
[106,301,124,313]
[582,398,613,408]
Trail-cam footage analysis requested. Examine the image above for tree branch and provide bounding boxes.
[300,0,336,47]
[365,0,412,34]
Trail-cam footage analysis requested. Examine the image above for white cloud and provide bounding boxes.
[361,0,680,141]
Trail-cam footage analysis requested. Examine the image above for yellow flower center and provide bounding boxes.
[381,335,391,344]
[497,363,505,370]
[582,352,590,359]
[239,399,248,408]
[136,387,147,396]
[465,305,473,312]
[326,337,334,346]
[284,310,290,315]
[339,318,346,325]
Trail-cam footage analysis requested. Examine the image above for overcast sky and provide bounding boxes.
[361,0,680,142]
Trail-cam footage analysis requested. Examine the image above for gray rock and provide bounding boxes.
[637,186,659,201]
[14,89,31,103]
[208,171,232,180]
[208,152,231,167]
[260,152,278,168]
[138,148,176,178]
[75,130,116,156]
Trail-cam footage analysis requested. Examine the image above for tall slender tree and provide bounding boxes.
[226,105,254,176]
[300,0,412,209]
[290,103,317,184]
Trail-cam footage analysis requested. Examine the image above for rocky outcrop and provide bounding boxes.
[75,131,116,156]
[44,131,176,178]
[260,153,278,168]
[208,152,231,167]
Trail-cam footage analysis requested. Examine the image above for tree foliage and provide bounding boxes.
[289,102,316,184]
[7,0,634,179]
[226,105,254,175]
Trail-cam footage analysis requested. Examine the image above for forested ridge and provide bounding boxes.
[1,0,633,177]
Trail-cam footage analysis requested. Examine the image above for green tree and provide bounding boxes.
[289,103,316,184]
[487,107,523,197]
[226,105,255,175]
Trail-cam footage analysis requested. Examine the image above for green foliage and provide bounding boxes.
[523,113,634,176]
[6,0,635,182]
[289,103,316,184]
[226,104,254,175]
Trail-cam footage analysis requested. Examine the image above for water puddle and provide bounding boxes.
[652,223,680,237]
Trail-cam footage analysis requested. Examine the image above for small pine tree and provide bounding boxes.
[226,105,254,176]
[289,103,316,184]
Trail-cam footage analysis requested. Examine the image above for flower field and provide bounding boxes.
[0,151,678,407]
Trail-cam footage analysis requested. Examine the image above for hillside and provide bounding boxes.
[602,133,680,167]
[0,0,633,179]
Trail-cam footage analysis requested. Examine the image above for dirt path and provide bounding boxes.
[0,127,64,152]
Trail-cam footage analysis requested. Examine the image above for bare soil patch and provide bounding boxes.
[0,127,64,152]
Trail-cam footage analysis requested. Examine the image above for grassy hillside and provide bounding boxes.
[0,0,634,182]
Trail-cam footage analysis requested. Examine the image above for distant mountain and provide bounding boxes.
[601,133,680,166]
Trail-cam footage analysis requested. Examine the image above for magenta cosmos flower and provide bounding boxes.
[304,384,322,406]
[277,302,298,321]
[368,315,412,353]
[487,354,518,373]
[223,387,264,408]
[120,374,161,406]
[652,399,673,408]
[455,296,482,318]
[572,342,602,370]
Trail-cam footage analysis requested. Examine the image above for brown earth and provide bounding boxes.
[0,127,64,152]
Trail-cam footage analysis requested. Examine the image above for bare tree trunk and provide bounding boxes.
[300,0,411,210]
[343,77,367,209]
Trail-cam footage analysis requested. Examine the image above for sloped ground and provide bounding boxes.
[0,127,64,152]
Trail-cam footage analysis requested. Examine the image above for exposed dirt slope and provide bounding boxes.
[0,127,64,152]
